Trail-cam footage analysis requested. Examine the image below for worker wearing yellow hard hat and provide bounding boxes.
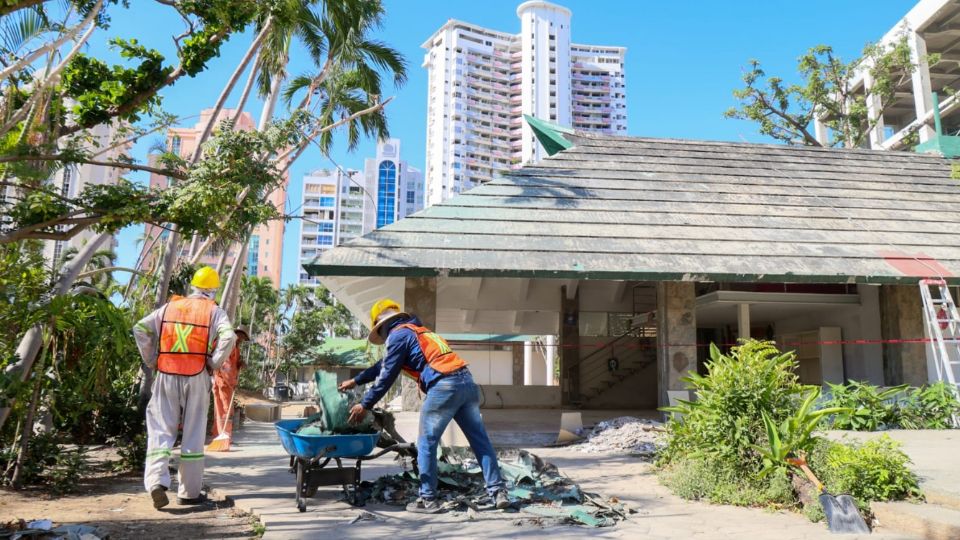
[340,298,509,514]
[132,266,237,510]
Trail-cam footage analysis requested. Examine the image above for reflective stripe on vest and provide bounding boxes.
[396,323,468,381]
[157,296,216,376]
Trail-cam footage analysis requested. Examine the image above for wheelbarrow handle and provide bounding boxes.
[786,456,824,493]
[361,442,416,461]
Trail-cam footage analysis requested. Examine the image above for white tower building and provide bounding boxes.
[362,138,424,232]
[298,168,364,288]
[421,1,626,205]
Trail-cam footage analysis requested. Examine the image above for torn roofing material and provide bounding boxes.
[305,133,960,284]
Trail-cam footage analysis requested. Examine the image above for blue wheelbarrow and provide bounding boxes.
[275,419,416,511]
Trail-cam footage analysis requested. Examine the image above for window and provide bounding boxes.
[170,136,181,156]
[407,190,416,204]
[317,235,333,246]
[319,197,336,207]
[247,235,260,277]
[319,222,334,232]
[376,160,397,228]
[320,184,336,194]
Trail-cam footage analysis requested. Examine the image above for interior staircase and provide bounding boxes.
[576,331,655,406]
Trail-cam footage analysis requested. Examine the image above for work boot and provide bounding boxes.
[177,493,209,505]
[494,489,511,510]
[406,497,442,514]
[149,485,169,510]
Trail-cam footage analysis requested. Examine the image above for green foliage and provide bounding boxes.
[660,341,804,469]
[658,457,795,508]
[899,382,960,429]
[726,36,924,148]
[808,437,921,512]
[754,387,848,478]
[822,381,905,431]
[46,446,89,495]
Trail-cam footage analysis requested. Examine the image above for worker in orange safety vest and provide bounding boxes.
[338,299,509,514]
[211,326,248,443]
[132,266,236,509]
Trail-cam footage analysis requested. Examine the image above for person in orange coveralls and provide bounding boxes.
[211,326,248,441]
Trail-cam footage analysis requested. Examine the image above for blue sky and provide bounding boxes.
[91,0,917,289]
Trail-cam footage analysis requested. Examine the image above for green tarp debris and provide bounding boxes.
[296,370,374,435]
[356,449,630,527]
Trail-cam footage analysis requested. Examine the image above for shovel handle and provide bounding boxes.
[786,456,824,492]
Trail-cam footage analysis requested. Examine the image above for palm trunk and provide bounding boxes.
[215,243,232,276]
[10,356,44,489]
[221,234,249,321]
[0,232,109,431]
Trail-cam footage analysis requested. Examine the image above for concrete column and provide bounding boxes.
[864,67,886,149]
[523,341,534,386]
[402,277,437,411]
[511,343,523,386]
[879,284,927,386]
[560,285,580,405]
[813,114,830,146]
[910,32,936,143]
[737,303,751,342]
[544,334,556,386]
[858,284,885,385]
[657,281,697,409]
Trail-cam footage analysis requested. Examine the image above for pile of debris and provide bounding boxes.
[357,449,630,527]
[573,416,663,458]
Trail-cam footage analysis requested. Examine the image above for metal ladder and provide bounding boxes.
[919,279,960,426]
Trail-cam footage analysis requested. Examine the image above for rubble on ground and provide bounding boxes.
[355,449,631,527]
[572,416,664,458]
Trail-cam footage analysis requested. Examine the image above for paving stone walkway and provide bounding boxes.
[205,411,919,540]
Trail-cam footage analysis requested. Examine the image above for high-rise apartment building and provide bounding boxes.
[41,122,128,265]
[298,168,365,288]
[362,138,424,232]
[141,108,288,288]
[421,1,626,204]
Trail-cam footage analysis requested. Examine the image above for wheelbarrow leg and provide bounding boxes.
[353,457,363,506]
[296,458,307,513]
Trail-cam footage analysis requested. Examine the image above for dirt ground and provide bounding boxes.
[0,447,260,540]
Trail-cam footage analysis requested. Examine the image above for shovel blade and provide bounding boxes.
[820,492,870,534]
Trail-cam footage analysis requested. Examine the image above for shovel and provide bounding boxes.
[206,387,237,452]
[787,456,870,534]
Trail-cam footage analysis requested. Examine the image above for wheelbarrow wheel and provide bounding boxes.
[296,459,307,512]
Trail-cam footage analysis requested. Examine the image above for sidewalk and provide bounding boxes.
[205,412,917,540]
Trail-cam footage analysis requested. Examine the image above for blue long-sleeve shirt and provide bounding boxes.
[354,315,444,409]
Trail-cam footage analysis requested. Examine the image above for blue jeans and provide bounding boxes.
[417,369,505,499]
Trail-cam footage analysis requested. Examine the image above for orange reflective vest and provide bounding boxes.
[396,323,467,387]
[157,296,216,376]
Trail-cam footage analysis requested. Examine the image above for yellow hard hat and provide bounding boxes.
[368,298,407,344]
[190,266,220,289]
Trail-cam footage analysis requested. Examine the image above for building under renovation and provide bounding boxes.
[305,122,960,410]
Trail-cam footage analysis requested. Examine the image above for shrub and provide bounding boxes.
[661,341,805,471]
[807,436,921,513]
[658,456,794,508]
[899,382,960,429]
[821,381,904,431]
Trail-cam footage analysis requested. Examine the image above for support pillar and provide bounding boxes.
[512,344,523,386]
[864,66,886,149]
[523,341,534,386]
[879,284,927,386]
[657,281,697,409]
[813,114,830,145]
[560,285,580,405]
[910,32,936,143]
[402,277,437,411]
[545,334,556,386]
[737,303,751,342]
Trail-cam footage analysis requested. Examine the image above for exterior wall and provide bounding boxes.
[421,1,626,205]
[141,108,285,287]
[361,138,424,234]
[298,168,363,289]
[461,349,513,385]
[479,385,561,409]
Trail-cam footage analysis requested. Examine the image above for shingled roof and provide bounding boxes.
[305,133,960,284]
